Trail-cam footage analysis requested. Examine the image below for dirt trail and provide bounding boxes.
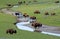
[25,23,60,34]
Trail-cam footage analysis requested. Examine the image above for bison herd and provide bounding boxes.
[34,10,56,16]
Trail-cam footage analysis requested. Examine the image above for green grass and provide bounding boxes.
[0,13,60,39]
[0,0,60,8]
[11,3,60,26]
[0,0,60,39]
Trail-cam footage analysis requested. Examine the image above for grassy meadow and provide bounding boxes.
[11,3,60,26]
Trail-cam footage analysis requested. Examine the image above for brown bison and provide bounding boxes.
[32,22,42,29]
[51,13,56,15]
[6,29,17,34]
[45,12,49,15]
[34,10,40,14]
[23,13,29,17]
[30,16,36,20]
[30,16,36,23]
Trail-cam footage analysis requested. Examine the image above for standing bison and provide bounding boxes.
[30,16,36,23]
[45,12,49,15]
[30,16,36,20]
[34,10,40,14]
[23,13,29,17]
[6,29,17,34]
[32,22,42,29]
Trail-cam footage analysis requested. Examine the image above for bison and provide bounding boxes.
[51,13,56,16]
[6,29,17,34]
[45,12,49,15]
[23,13,29,17]
[32,22,42,29]
[34,10,40,14]
[30,16,36,23]
[30,16,36,20]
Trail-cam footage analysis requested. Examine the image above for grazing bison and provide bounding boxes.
[30,16,36,20]
[51,13,56,15]
[32,22,42,29]
[34,10,40,14]
[45,12,49,15]
[6,29,17,34]
[23,13,29,17]
[30,16,36,23]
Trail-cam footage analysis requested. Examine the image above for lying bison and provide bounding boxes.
[6,29,17,34]
[51,13,56,16]
[32,22,42,29]
[45,12,49,15]
[34,10,40,14]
